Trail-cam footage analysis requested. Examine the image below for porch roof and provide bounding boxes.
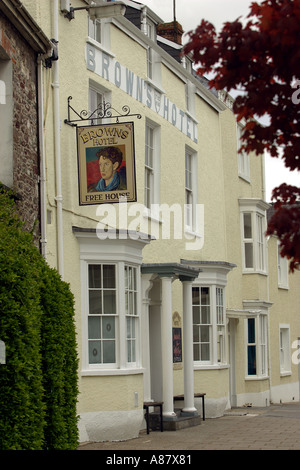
[141,262,201,281]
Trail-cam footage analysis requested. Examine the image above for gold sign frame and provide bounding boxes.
[76,122,137,205]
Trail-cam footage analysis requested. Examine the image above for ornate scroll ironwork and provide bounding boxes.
[64,96,142,126]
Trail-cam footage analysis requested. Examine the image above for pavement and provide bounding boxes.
[78,402,300,451]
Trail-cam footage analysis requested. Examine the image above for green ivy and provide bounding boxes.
[0,186,79,450]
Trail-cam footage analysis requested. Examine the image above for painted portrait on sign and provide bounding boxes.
[77,122,137,205]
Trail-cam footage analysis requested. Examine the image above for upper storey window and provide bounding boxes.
[88,17,111,51]
[237,124,250,181]
[239,199,269,274]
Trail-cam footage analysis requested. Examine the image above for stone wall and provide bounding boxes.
[0,13,40,242]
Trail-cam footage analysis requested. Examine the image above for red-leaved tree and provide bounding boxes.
[184,0,300,271]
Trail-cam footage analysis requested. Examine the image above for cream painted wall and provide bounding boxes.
[19,0,300,433]
[78,374,144,413]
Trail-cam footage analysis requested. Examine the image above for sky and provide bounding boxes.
[138,0,299,202]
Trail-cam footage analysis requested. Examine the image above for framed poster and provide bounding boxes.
[76,122,137,205]
[173,327,182,363]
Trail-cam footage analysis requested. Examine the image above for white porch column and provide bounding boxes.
[161,276,176,418]
[181,279,197,414]
[141,274,154,402]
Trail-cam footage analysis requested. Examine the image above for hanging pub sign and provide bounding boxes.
[76,122,137,205]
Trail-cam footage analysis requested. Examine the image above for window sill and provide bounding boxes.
[143,207,163,224]
[194,363,229,370]
[144,77,165,95]
[278,284,289,290]
[184,228,202,239]
[86,37,115,58]
[245,375,269,381]
[242,270,268,276]
[185,109,198,124]
[280,370,292,377]
[81,367,144,376]
[238,173,251,183]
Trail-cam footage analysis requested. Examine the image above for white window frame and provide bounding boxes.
[125,264,139,367]
[146,47,162,87]
[185,147,198,233]
[192,286,212,364]
[145,18,156,41]
[239,199,269,274]
[144,120,160,215]
[185,80,196,117]
[237,123,250,181]
[192,284,227,367]
[82,259,142,374]
[277,242,289,289]
[216,287,226,363]
[87,263,118,368]
[89,81,111,125]
[279,325,291,375]
[245,313,268,379]
[88,17,111,51]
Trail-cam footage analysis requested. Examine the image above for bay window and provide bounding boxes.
[193,287,211,362]
[239,199,269,273]
[192,284,226,365]
[88,264,117,365]
[74,226,150,375]
[85,261,141,371]
[182,260,235,368]
[125,265,138,364]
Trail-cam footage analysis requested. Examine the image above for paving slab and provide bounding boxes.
[78,402,300,451]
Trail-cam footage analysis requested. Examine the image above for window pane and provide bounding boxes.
[127,340,132,362]
[103,265,115,288]
[201,343,210,361]
[244,213,252,238]
[248,345,256,375]
[200,325,210,343]
[102,317,115,339]
[192,287,200,304]
[89,290,102,315]
[201,306,210,324]
[103,340,115,363]
[193,325,200,342]
[248,318,255,343]
[89,340,101,364]
[193,344,200,361]
[88,316,101,339]
[127,317,132,339]
[193,305,200,324]
[201,287,210,305]
[103,290,116,314]
[89,265,101,288]
[245,242,254,268]
[132,341,136,362]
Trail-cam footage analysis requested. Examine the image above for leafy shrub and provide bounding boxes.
[0,187,78,449]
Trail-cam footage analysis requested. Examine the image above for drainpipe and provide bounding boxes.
[37,56,47,259]
[52,0,64,279]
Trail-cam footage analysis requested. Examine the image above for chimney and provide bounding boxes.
[157,21,184,45]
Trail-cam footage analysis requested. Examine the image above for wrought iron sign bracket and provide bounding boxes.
[64,96,142,127]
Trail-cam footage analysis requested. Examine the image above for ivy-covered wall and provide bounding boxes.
[0,187,79,450]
